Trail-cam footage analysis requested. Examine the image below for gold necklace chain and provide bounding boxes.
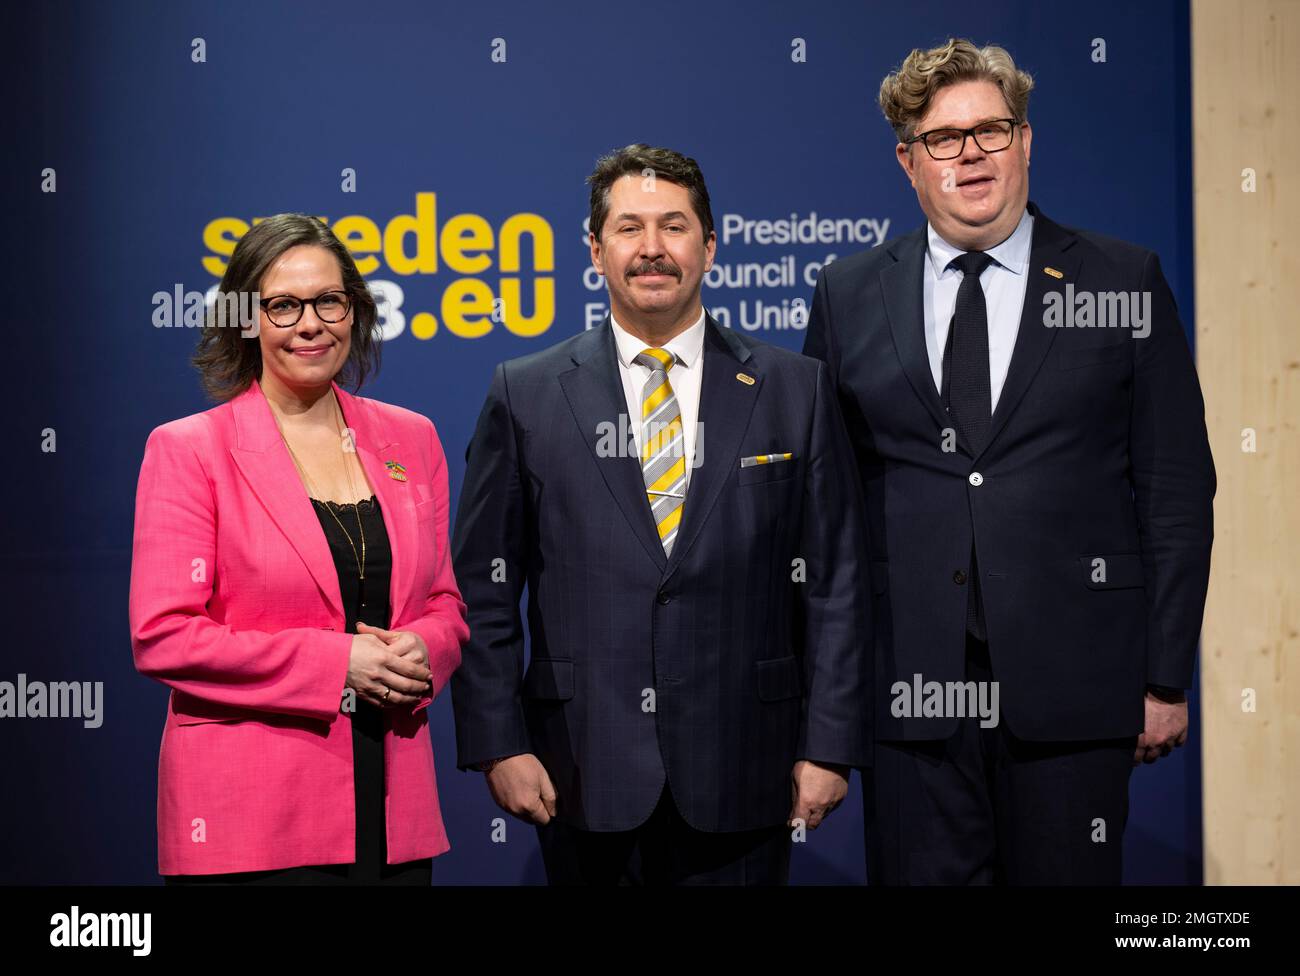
[276,392,367,581]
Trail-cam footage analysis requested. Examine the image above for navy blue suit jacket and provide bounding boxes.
[803,202,1215,742]
[451,315,870,831]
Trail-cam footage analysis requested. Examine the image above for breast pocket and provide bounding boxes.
[410,496,441,584]
[737,458,797,486]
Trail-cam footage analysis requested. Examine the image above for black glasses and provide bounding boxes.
[905,118,1021,160]
[260,291,352,327]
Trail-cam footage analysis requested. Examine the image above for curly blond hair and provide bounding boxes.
[879,38,1034,142]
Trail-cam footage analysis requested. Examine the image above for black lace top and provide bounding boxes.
[310,495,393,632]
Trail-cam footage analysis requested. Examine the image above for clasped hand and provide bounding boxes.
[345,622,432,708]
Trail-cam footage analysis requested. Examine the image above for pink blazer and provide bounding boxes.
[129,379,469,875]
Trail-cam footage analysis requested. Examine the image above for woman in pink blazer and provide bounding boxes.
[130,213,468,884]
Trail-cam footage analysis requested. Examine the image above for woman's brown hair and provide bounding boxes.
[192,213,380,402]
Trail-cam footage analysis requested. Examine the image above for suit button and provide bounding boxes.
[953,570,968,585]
[968,471,984,486]
[657,591,671,605]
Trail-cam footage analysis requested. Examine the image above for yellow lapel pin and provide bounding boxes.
[1044,266,1064,279]
[736,373,755,386]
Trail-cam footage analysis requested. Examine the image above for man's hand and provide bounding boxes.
[485,754,558,825]
[788,759,849,830]
[1135,688,1189,765]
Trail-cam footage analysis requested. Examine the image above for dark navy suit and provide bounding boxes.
[803,203,1215,883]
[451,314,869,879]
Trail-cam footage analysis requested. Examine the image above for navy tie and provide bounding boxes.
[942,250,994,642]
[945,251,995,455]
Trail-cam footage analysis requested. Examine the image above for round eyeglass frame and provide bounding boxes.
[259,290,353,328]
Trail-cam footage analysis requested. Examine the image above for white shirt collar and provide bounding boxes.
[926,207,1034,278]
[609,307,707,369]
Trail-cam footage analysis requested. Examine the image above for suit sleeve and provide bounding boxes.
[802,267,841,377]
[128,422,353,723]
[795,360,873,768]
[1130,252,1216,688]
[449,363,533,769]
[400,417,470,713]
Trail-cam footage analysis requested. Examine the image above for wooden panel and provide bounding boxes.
[1194,0,1300,884]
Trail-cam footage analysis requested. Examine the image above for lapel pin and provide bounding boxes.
[1044,266,1064,279]
[384,459,408,482]
[736,372,755,386]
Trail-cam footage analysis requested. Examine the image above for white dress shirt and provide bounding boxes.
[609,308,707,491]
[923,208,1034,411]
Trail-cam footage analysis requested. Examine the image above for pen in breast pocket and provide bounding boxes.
[741,453,793,467]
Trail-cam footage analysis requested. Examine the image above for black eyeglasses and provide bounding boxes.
[905,118,1022,160]
[260,291,352,327]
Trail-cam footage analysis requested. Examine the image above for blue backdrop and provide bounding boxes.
[3,0,1199,884]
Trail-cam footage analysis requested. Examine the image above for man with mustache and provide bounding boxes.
[803,39,1215,883]
[451,144,870,884]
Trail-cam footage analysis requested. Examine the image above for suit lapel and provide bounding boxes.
[557,315,761,578]
[559,320,669,572]
[977,203,1081,460]
[881,228,952,435]
[229,379,419,627]
[229,381,346,622]
[662,317,760,578]
[882,206,1083,461]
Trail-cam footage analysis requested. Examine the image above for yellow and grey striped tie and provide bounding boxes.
[634,347,686,555]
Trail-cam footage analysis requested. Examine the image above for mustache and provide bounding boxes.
[626,259,681,280]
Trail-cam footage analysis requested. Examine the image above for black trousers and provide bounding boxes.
[864,634,1136,885]
[163,701,431,886]
[536,783,792,885]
